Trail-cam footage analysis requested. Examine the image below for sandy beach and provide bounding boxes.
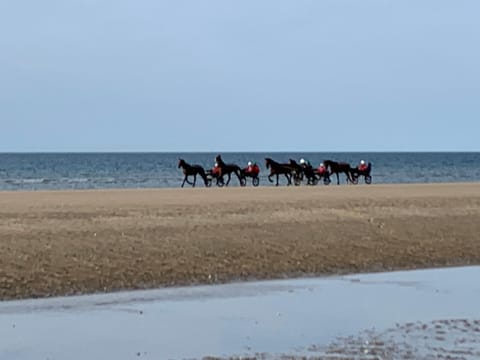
[1,183,480,300]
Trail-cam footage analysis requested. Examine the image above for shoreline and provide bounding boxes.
[1,183,480,300]
[0,180,479,192]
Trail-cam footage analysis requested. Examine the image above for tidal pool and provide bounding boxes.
[1,266,479,359]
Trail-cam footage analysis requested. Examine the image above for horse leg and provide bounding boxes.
[226,173,232,186]
[234,170,240,185]
[185,177,194,185]
[236,169,245,186]
[181,175,187,188]
[345,171,352,184]
[336,172,340,185]
[276,174,280,186]
[285,173,292,186]
[200,170,209,187]
[192,174,197,187]
[268,173,274,183]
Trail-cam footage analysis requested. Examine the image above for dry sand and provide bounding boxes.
[1,183,480,300]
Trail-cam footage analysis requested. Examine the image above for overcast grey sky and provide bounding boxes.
[1,0,479,152]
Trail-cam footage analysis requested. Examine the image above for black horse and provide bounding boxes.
[265,158,293,186]
[351,162,373,184]
[323,159,354,185]
[289,159,318,185]
[215,155,245,186]
[288,159,303,185]
[178,159,209,187]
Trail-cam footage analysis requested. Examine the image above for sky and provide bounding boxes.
[1,0,479,152]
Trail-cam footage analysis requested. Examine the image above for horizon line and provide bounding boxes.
[1,150,480,154]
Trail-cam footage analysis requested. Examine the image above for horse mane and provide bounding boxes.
[265,157,277,169]
[178,158,187,168]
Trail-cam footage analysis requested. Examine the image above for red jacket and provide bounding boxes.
[246,165,260,175]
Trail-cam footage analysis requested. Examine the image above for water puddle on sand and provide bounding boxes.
[1,266,479,360]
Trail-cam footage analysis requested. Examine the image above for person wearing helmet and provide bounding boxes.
[212,162,221,176]
[245,161,259,176]
[317,162,327,175]
[358,160,368,172]
[300,158,312,169]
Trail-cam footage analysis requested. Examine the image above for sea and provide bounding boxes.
[0,152,479,191]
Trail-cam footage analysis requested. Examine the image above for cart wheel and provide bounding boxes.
[365,175,372,184]
[311,176,319,185]
[323,176,331,186]
[351,176,359,185]
[216,177,225,187]
[240,177,247,187]
[206,178,212,187]
[252,177,260,187]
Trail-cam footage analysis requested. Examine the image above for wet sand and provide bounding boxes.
[1,266,479,359]
[1,183,480,300]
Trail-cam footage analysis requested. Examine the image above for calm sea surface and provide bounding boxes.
[0,152,479,191]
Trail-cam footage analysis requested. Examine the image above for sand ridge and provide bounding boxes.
[1,183,480,300]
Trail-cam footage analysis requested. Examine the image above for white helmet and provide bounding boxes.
[247,161,252,166]
[300,158,305,164]
[214,162,219,167]
[320,163,324,167]
[360,160,365,165]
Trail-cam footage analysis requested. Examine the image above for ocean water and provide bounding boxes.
[0,152,479,191]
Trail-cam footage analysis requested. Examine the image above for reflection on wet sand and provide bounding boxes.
[1,266,479,360]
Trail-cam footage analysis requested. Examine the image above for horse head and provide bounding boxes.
[178,159,185,168]
[323,160,333,171]
[265,158,271,169]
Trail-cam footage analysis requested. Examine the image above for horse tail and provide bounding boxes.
[199,168,209,187]
[235,166,246,186]
[234,165,242,179]
[347,165,356,182]
[323,160,331,174]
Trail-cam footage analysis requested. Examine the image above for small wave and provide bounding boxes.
[65,178,89,183]
[92,177,116,184]
[2,178,52,185]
